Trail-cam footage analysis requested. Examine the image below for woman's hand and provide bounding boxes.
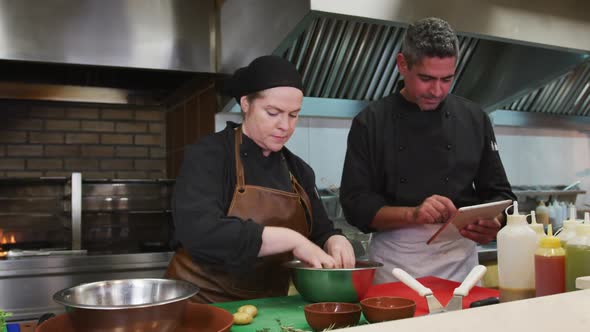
[259,226,336,268]
[324,235,356,268]
[292,239,337,269]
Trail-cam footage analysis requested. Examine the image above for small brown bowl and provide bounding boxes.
[360,296,416,323]
[304,302,361,331]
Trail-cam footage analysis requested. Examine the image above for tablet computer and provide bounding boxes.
[426,199,513,245]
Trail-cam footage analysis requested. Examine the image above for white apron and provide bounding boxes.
[369,223,478,284]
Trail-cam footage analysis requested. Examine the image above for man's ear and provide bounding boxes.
[397,53,408,76]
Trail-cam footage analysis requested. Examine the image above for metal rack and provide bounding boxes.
[0,174,175,322]
[512,185,586,215]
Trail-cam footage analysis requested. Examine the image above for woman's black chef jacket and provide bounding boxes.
[340,91,517,233]
[171,122,342,275]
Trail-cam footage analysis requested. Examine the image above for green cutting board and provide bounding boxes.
[212,295,368,331]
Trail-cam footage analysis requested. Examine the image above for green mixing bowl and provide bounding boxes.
[284,260,383,303]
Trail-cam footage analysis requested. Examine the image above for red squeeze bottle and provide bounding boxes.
[535,224,566,297]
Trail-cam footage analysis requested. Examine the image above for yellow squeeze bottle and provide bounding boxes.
[535,225,565,297]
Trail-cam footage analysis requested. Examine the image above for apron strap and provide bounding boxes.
[234,127,246,189]
[235,126,313,235]
[290,173,314,236]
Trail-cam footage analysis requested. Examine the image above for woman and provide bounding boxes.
[165,55,355,303]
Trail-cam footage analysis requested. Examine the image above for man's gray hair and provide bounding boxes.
[402,17,459,68]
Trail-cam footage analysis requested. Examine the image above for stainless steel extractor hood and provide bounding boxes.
[489,59,590,130]
[0,0,217,105]
[501,60,590,117]
[0,0,215,72]
[219,0,590,118]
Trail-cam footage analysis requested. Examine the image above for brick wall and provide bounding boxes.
[166,81,217,178]
[0,101,167,179]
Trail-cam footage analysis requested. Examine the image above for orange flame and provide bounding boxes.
[0,229,16,259]
[1,234,16,244]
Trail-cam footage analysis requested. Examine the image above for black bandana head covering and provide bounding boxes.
[222,55,304,103]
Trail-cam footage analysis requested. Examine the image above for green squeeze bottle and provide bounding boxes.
[557,207,579,247]
[565,212,590,291]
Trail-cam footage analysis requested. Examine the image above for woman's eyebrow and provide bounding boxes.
[266,105,301,113]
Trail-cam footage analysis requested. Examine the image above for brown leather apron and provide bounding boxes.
[165,127,313,303]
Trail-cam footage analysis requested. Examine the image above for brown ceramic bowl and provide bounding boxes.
[36,302,233,332]
[360,296,416,323]
[304,302,361,331]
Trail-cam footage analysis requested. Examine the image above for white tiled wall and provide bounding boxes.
[495,126,590,209]
[215,113,351,188]
[215,112,590,209]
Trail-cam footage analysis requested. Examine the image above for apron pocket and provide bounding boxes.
[231,274,267,293]
[231,254,290,294]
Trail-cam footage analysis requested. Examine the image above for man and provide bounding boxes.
[339,17,516,284]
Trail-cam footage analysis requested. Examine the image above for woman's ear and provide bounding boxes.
[240,96,250,114]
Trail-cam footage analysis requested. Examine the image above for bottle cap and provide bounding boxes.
[506,201,527,224]
[539,224,561,248]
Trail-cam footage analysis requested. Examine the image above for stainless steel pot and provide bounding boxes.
[52,278,199,332]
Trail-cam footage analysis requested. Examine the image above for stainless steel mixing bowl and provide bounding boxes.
[284,260,383,303]
[52,278,199,332]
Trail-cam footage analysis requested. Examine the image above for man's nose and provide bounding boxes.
[430,81,443,97]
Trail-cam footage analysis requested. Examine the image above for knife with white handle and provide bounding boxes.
[446,265,487,311]
[392,267,444,314]
[392,268,433,296]
[453,265,487,296]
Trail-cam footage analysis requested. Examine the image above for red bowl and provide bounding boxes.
[360,296,416,323]
[36,303,233,332]
[304,302,361,331]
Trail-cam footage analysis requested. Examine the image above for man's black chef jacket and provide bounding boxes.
[340,91,516,233]
[172,122,342,275]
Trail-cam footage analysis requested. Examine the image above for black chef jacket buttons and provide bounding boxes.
[400,177,407,184]
[242,152,248,157]
[444,177,450,182]
[445,111,450,118]
[398,145,405,151]
[447,144,452,150]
